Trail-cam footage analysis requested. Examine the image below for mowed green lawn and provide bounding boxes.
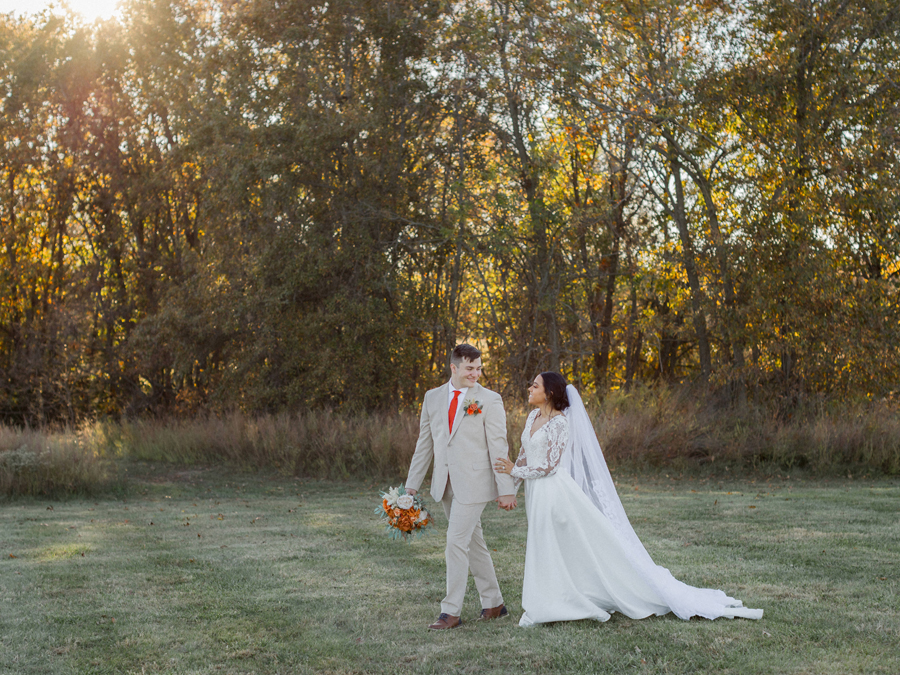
[1,467,897,675]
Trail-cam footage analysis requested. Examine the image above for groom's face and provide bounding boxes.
[450,357,483,389]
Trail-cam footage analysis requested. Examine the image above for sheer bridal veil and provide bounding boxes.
[560,385,763,620]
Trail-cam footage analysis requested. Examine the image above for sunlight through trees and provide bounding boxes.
[1,0,898,422]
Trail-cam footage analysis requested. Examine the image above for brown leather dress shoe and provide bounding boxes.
[476,604,509,620]
[428,613,462,630]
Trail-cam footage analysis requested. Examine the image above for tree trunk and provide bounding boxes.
[624,265,641,388]
[596,242,618,384]
[661,131,745,384]
[496,7,559,376]
[693,170,747,406]
[669,143,712,380]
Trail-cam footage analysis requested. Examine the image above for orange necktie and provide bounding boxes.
[449,389,462,433]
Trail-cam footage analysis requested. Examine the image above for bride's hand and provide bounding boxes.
[494,456,514,474]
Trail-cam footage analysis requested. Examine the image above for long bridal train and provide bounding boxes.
[516,385,763,628]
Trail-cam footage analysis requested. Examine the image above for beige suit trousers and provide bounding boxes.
[440,480,503,616]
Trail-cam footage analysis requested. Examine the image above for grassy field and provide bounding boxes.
[1,466,897,675]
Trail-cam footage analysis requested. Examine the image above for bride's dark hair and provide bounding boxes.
[539,372,570,411]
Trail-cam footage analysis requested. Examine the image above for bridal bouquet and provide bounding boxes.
[375,483,433,541]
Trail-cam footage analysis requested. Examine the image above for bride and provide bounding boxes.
[493,372,763,627]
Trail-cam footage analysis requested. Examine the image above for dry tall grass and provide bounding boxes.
[595,386,900,474]
[2,387,898,497]
[101,410,423,478]
[0,424,115,497]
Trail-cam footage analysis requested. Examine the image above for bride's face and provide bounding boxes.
[528,375,547,406]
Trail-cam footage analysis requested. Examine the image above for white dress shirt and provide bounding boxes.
[447,380,469,421]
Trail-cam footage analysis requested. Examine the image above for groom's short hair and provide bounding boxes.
[450,344,481,366]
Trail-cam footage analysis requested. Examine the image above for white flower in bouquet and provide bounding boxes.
[376,484,433,542]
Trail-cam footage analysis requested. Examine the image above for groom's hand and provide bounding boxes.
[497,495,516,511]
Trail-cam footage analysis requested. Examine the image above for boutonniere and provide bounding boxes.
[463,399,483,416]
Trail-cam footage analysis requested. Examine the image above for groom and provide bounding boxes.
[406,344,517,630]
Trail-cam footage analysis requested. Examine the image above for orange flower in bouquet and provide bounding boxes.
[376,483,433,541]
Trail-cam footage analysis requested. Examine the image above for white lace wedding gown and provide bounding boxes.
[511,396,763,628]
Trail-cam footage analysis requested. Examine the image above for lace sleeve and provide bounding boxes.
[514,447,527,468]
[511,447,527,490]
[511,416,568,480]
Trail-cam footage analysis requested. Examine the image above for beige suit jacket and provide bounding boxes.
[406,382,516,504]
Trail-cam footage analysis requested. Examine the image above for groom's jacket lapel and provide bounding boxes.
[437,382,452,444]
[433,382,453,446]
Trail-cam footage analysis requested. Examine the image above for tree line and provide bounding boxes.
[1,0,898,423]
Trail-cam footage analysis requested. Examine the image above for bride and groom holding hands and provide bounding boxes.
[405,344,763,630]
